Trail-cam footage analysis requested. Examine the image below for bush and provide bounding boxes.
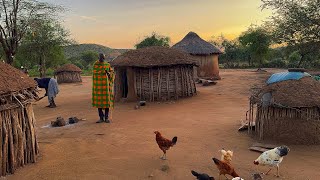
[263,58,287,68]
[28,68,54,77]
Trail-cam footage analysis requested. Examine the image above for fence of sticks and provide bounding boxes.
[133,65,196,101]
[0,62,39,176]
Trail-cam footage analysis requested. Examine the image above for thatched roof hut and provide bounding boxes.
[248,77,320,144]
[110,46,198,102]
[54,64,82,84]
[172,32,222,79]
[0,62,39,176]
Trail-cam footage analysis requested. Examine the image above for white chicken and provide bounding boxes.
[232,177,244,180]
[253,145,290,177]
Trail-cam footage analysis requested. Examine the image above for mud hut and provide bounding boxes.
[110,46,198,102]
[54,64,82,84]
[248,76,320,144]
[0,62,39,176]
[172,32,222,79]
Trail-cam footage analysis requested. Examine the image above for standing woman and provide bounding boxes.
[92,53,115,123]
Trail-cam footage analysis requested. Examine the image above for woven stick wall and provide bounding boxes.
[134,65,196,101]
[56,72,82,84]
[0,91,39,176]
[249,101,320,144]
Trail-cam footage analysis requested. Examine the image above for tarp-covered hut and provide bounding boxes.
[249,76,320,144]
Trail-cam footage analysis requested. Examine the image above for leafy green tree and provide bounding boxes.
[0,0,63,65]
[239,26,271,68]
[80,51,98,68]
[16,18,70,77]
[135,32,170,49]
[262,0,320,67]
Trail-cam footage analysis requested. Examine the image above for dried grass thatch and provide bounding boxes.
[55,64,82,73]
[0,62,36,95]
[110,46,199,67]
[54,64,82,84]
[172,32,222,55]
[0,62,39,176]
[248,77,320,144]
[253,77,320,107]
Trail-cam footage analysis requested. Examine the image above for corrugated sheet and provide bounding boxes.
[266,72,311,84]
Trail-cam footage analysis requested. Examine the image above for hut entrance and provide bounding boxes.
[120,69,128,98]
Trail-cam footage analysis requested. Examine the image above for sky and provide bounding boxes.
[42,0,272,49]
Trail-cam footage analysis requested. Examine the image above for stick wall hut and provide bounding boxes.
[110,46,199,102]
[0,62,39,176]
[249,77,320,144]
[172,32,222,80]
[54,64,82,84]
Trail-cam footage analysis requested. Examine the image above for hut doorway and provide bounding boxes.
[120,69,128,98]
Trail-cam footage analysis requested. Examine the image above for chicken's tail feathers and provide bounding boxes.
[212,157,220,165]
[231,170,240,178]
[172,136,177,145]
[191,170,199,177]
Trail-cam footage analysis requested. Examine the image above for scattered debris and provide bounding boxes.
[134,105,140,110]
[134,101,147,110]
[255,68,267,73]
[252,173,263,180]
[249,143,277,153]
[51,116,66,127]
[68,117,79,124]
[50,116,84,127]
[197,78,217,86]
[160,165,169,172]
[139,101,146,106]
[238,121,255,131]
[95,133,105,136]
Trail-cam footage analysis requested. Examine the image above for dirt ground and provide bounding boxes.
[6,69,320,180]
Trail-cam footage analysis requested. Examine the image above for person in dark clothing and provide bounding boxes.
[34,78,59,108]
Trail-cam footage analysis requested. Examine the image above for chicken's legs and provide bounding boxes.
[276,165,280,177]
[264,168,272,175]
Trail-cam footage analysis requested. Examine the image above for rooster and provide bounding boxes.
[191,170,215,180]
[154,131,177,160]
[253,145,290,177]
[212,157,239,180]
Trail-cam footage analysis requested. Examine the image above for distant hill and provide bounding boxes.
[64,44,128,58]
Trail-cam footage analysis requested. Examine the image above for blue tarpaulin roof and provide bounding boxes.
[266,72,311,84]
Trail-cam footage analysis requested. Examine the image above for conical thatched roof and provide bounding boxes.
[255,77,320,107]
[110,46,199,67]
[172,32,222,55]
[0,62,36,95]
[55,64,82,73]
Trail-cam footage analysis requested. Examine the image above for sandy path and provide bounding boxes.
[7,69,320,180]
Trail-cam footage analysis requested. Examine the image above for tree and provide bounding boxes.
[135,32,170,49]
[16,18,70,77]
[239,26,271,68]
[0,0,62,65]
[262,0,320,67]
[80,51,98,68]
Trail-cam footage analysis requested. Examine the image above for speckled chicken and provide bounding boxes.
[191,170,215,180]
[154,131,177,160]
[253,145,290,177]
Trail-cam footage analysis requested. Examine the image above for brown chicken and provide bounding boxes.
[212,158,239,180]
[154,131,177,160]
